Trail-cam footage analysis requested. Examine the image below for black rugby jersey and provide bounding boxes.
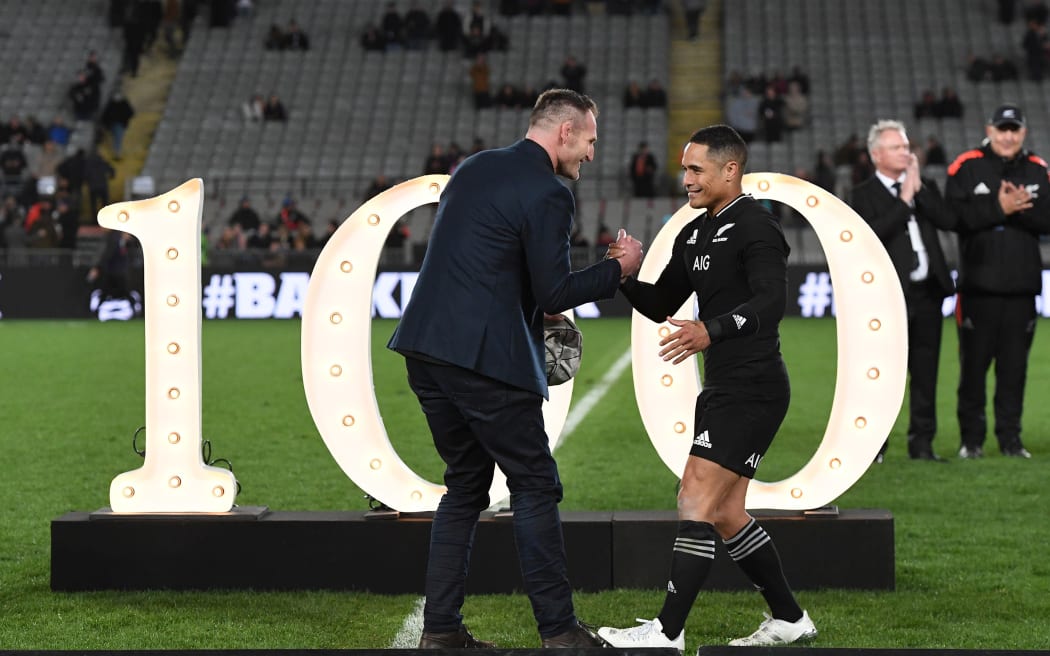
[621,194,790,387]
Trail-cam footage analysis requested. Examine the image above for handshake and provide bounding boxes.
[605,228,644,281]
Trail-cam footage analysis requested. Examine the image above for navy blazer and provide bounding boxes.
[850,175,957,298]
[388,139,622,398]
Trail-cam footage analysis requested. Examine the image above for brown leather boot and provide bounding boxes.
[419,625,496,649]
[541,620,606,648]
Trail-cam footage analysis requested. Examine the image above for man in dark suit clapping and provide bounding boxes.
[388,89,643,649]
[850,120,957,462]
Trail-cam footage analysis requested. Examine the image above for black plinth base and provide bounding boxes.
[51,508,893,592]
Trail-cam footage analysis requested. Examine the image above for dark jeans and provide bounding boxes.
[956,294,1036,450]
[406,357,576,639]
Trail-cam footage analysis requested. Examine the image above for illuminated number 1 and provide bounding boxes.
[99,179,237,512]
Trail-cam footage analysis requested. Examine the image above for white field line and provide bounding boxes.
[388,347,633,648]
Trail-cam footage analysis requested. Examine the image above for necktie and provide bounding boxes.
[892,181,929,281]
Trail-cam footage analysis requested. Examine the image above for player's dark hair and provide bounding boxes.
[688,125,748,171]
[530,89,599,129]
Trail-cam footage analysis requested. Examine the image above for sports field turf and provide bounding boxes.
[0,317,1048,649]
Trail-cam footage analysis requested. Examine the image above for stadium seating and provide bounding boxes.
[142,0,670,240]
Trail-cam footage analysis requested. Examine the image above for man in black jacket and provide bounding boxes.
[945,104,1050,459]
[851,120,957,462]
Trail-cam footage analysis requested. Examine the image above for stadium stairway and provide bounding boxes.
[96,38,179,206]
[666,0,723,176]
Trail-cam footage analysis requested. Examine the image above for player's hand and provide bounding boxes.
[659,316,711,364]
[610,228,644,281]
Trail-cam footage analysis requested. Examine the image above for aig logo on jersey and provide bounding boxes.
[745,452,762,469]
[694,430,712,448]
[693,254,710,271]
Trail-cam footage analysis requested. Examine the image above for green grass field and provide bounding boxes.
[1,317,1049,650]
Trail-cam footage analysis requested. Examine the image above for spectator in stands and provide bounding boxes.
[101,90,135,160]
[470,136,487,154]
[122,7,147,77]
[404,0,432,49]
[596,223,615,246]
[629,141,658,198]
[265,23,285,49]
[294,223,318,250]
[83,148,115,213]
[570,225,589,247]
[424,143,448,175]
[758,85,784,143]
[55,195,80,250]
[782,80,808,130]
[2,116,29,145]
[788,65,810,95]
[228,196,261,232]
[643,79,668,108]
[215,225,246,250]
[247,221,272,249]
[47,116,71,146]
[935,87,963,118]
[850,151,874,186]
[360,24,387,52]
[813,150,836,193]
[833,134,862,167]
[364,174,393,199]
[469,54,492,109]
[284,19,310,50]
[913,90,938,120]
[263,94,288,121]
[560,55,586,93]
[725,87,759,142]
[463,24,487,58]
[242,94,264,121]
[24,116,47,145]
[624,80,645,108]
[69,71,100,122]
[489,83,513,108]
[999,0,1018,24]
[1022,12,1050,80]
[767,70,789,96]
[83,50,105,89]
[236,0,254,19]
[24,196,59,248]
[0,194,26,249]
[385,217,410,249]
[467,1,488,36]
[991,53,1020,81]
[57,149,85,201]
[924,135,947,165]
[276,197,310,231]
[381,2,404,49]
[319,218,340,248]
[0,141,28,182]
[683,0,706,40]
[966,54,994,82]
[30,140,63,179]
[436,0,463,52]
[88,229,134,302]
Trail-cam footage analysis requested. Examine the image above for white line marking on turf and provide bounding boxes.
[390,597,426,648]
[388,347,632,648]
[553,347,633,451]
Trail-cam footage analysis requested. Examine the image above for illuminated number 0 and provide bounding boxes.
[632,174,907,510]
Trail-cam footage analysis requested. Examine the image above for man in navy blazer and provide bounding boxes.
[850,120,957,461]
[388,89,643,648]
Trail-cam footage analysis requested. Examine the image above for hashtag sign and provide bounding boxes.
[797,271,834,317]
[202,274,236,319]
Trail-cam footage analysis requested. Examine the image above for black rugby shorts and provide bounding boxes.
[690,382,790,478]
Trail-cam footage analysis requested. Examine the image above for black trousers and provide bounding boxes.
[405,357,577,639]
[905,282,947,455]
[956,294,1036,451]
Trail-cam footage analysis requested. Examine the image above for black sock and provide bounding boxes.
[656,520,716,639]
[724,518,803,622]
